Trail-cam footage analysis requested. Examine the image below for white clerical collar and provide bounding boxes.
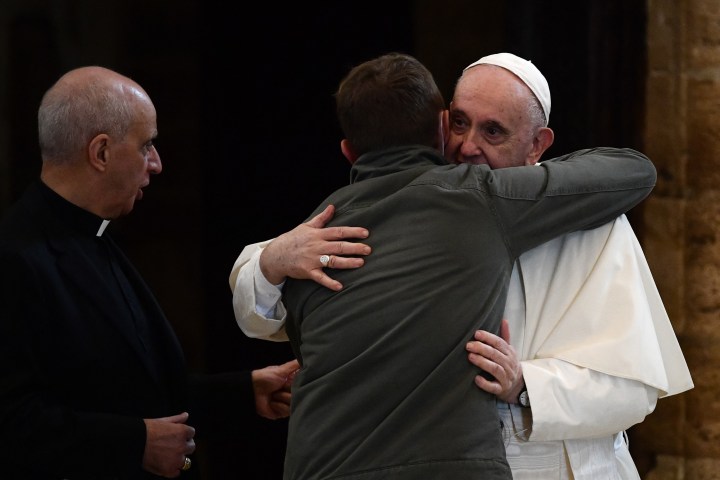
[96,220,110,237]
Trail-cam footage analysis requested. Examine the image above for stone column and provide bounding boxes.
[637,0,720,478]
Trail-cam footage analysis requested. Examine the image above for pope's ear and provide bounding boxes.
[527,127,554,165]
[341,139,359,165]
[88,133,110,171]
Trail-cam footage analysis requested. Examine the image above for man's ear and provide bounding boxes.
[527,127,555,165]
[440,109,450,154]
[341,139,359,164]
[88,133,110,171]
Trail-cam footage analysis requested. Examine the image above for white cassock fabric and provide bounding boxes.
[503,215,693,479]
[228,215,694,479]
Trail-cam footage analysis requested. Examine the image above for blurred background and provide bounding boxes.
[3,1,708,479]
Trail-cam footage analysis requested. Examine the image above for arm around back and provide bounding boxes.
[230,240,289,341]
[485,147,656,257]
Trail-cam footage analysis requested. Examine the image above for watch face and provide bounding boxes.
[518,389,530,408]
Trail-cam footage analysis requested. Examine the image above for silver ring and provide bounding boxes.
[182,456,192,471]
[319,255,330,267]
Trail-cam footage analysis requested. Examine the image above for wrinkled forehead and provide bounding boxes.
[131,86,157,118]
[456,65,535,104]
[122,99,158,142]
[452,66,533,123]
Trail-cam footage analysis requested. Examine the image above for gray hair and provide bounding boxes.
[525,95,547,134]
[38,69,139,164]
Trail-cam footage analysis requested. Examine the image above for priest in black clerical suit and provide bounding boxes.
[0,66,297,479]
[0,181,278,479]
[0,181,196,478]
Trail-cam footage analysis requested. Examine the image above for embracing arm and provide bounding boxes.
[467,324,659,440]
[229,205,371,341]
[230,239,290,341]
[489,147,657,256]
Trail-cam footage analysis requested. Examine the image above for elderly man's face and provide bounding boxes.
[444,65,540,169]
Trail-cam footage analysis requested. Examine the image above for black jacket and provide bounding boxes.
[0,182,254,479]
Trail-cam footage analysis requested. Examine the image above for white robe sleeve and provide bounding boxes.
[229,240,289,342]
[505,215,693,441]
[522,359,657,440]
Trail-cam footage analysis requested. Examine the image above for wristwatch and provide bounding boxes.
[518,386,530,408]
